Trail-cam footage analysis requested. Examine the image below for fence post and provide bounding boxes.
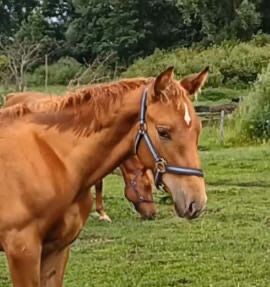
[219,110,225,145]
[45,54,48,92]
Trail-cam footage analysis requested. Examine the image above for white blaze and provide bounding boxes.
[184,103,191,126]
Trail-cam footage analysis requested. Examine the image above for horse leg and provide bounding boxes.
[40,246,70,287]
[4,225,41,287]
[95,180,111,222]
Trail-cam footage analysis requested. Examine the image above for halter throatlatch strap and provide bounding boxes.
[134,89,204,190]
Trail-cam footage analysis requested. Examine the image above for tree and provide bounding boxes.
[0,0,39,37]
[0,38,42,91]
[232,0,261,40]
[0,0,75,60]
[66,0,203,64]
[260,0,270,34]
[198,0,261,44]
[66,0,144,63]
[0,0,267,73]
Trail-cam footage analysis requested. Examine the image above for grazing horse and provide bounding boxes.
[4,92,156,222]
[0,66,208,287]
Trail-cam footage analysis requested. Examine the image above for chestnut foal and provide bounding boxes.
[0,67,208,286]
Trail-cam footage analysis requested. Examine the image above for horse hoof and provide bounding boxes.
[99,214,112,223]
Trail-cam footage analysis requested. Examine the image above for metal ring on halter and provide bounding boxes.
[155,159,166,173]
[134,88,204,190]
[139,121,147,131]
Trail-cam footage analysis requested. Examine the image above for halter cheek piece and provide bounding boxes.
[134,89,204,190]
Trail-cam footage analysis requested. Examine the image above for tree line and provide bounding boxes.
[1,0,269,64]
[0,0,270,91]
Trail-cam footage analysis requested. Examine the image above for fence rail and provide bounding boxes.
[195,102,238,126]
[195,101,239,144]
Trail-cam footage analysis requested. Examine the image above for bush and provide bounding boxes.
[0,55,9,83]
[0,55,8,69]
[122,40,270,89]
[234,63,270,142]
[26,56,117,87]
[27,57,83,86]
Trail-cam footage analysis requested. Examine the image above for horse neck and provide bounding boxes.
[42,87,144,189]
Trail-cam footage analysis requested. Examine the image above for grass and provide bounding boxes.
[195,87,247,107]
[0,145,270,286]
[0,85,67,96]
[0,85,67,105]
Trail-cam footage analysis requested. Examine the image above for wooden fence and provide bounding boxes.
[195,102,239,145]
[195,102,238,125]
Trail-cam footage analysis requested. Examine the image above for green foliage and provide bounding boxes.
[0,0,74,40]
[1,0,270,65]
[250,33,270,46]
[27,57,83,86]
[234,63,270,142]
[0,0,270,84]
[0,55,9,88]
[260,0,270,34]
[65,0,264,63]
[199,0,261,45]
[0,55,8,71]
[232,0,261,40]
[0,0,39,36]
[16,10,48,42]
[27,55,115,86]
[198,87,246,106]
[123,41,270,88]
[46,56,82,85]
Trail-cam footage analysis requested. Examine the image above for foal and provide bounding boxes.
[0,67,208,287]
[4,91,156,221]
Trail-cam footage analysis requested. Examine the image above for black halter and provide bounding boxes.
[134,89,204,190]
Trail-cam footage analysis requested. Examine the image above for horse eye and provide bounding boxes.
[157,127,171,140]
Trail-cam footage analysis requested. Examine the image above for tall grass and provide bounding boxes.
[233,63,270,142]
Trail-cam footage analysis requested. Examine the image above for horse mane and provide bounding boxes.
[0,78,152,119]
[0,76,189,136]
[161,79,189,111]
[0,103,32,120]
[0,78,154,135]
[37,77,152,113]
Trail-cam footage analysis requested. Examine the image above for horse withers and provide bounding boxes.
[0,67,208,286]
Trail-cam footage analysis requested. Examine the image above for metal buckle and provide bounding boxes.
[155,159,167,174]
[139,121,147,133]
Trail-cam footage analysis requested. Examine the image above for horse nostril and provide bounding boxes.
[187,201,197,217]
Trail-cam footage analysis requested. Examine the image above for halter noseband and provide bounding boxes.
[134,89,204,190]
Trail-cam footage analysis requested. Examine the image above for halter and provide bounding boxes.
[134,89,204,190]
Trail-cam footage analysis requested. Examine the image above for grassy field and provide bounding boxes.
[0,144,269,286]
[197,87,246,107]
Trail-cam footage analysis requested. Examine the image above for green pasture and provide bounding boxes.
[0,144,269,286]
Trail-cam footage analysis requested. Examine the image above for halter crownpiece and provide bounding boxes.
[134,89,204,190]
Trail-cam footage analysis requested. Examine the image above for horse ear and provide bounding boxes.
[180,66,209,96]
[154,66,174,97]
